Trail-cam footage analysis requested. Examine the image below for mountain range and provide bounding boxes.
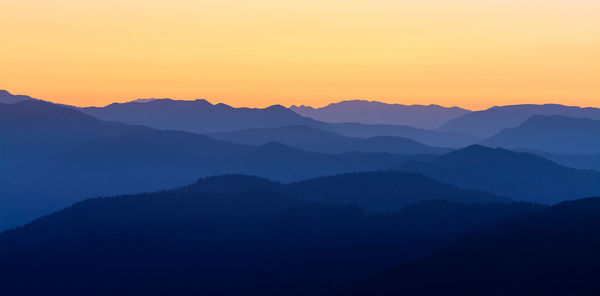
[439,103,600,137]
[180,172,508,211]
[210,125,451,155]
[3,88,600,295]
[393,145,600,204]
[290,100,470,129]
[0,100,443,230]
[0,176,540,295]
[3,91,600,229]
[342,197,600,295]
[82,99,328,134]
[3,90,600,148]
[80,98,479,147]
[481,115,600,154]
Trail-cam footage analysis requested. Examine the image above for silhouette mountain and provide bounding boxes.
[393,145,600,204]
[481,115,600,154]
[0,90,35,104]
[2,101,442,230]
[342,197,600,296]
[0,100,148,162]
[80,98,479,147]
[0,177,541,295]
[438,104,600,137]
[210,125,451,154]
[290,100,470,129]
[174,172,509,211]
[326,122,479,147]
[81,99,328,133]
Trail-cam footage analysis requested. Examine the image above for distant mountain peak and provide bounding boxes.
[290,100,470,129]
[438,144,549,164]
[265,104,290,111]
[0,89,36,104]
[256,141,297,151]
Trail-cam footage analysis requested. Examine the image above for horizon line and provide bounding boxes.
[2,89,598,112]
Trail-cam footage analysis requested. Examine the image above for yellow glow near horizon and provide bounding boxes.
[1,0,599,109]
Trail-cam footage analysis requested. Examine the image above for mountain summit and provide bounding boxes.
[0,90,36,104]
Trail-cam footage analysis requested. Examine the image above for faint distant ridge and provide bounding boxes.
[80,98,479,147]
[481,115,600,154]
[0,90,36,104]
[438,103,600,137]
[81,98,329,134]
[290,100,471,129]
[210,125,451,155]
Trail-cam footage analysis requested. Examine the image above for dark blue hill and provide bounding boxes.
[342,197,600,296]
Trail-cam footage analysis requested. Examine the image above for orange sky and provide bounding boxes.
[1,0,599,110]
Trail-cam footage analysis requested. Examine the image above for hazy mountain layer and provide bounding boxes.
[290,100,470,129]
[393,145,600,204]
[1,101,439,230]
[80,98,480,147]
[481,115,600,154]
[439,104,600,137]
[210,125,451,154]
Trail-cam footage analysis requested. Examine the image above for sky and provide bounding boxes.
[1,0,599,110]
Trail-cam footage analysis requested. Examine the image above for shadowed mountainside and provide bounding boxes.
[392,145,600,204]
[517,149,600,172]
[210,125,451,155]
[481,115,600,154]
[290,100,470,129]
[0,177,541,296]
[438,104,600,137]
[176,172,509,211]
[325,122,479,147]
[341,197,600,296]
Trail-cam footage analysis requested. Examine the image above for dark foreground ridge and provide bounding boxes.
[0,174,540,296]
[341,197,600,296]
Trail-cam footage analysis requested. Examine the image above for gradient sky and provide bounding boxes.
[2,0,599,109]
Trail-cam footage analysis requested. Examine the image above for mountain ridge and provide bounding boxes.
[393,145,600,204]
[290,100,470,129]
[210,125,451,155]
[481,115,600,154]
[439,103,600,137]
[341,197,600,295]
